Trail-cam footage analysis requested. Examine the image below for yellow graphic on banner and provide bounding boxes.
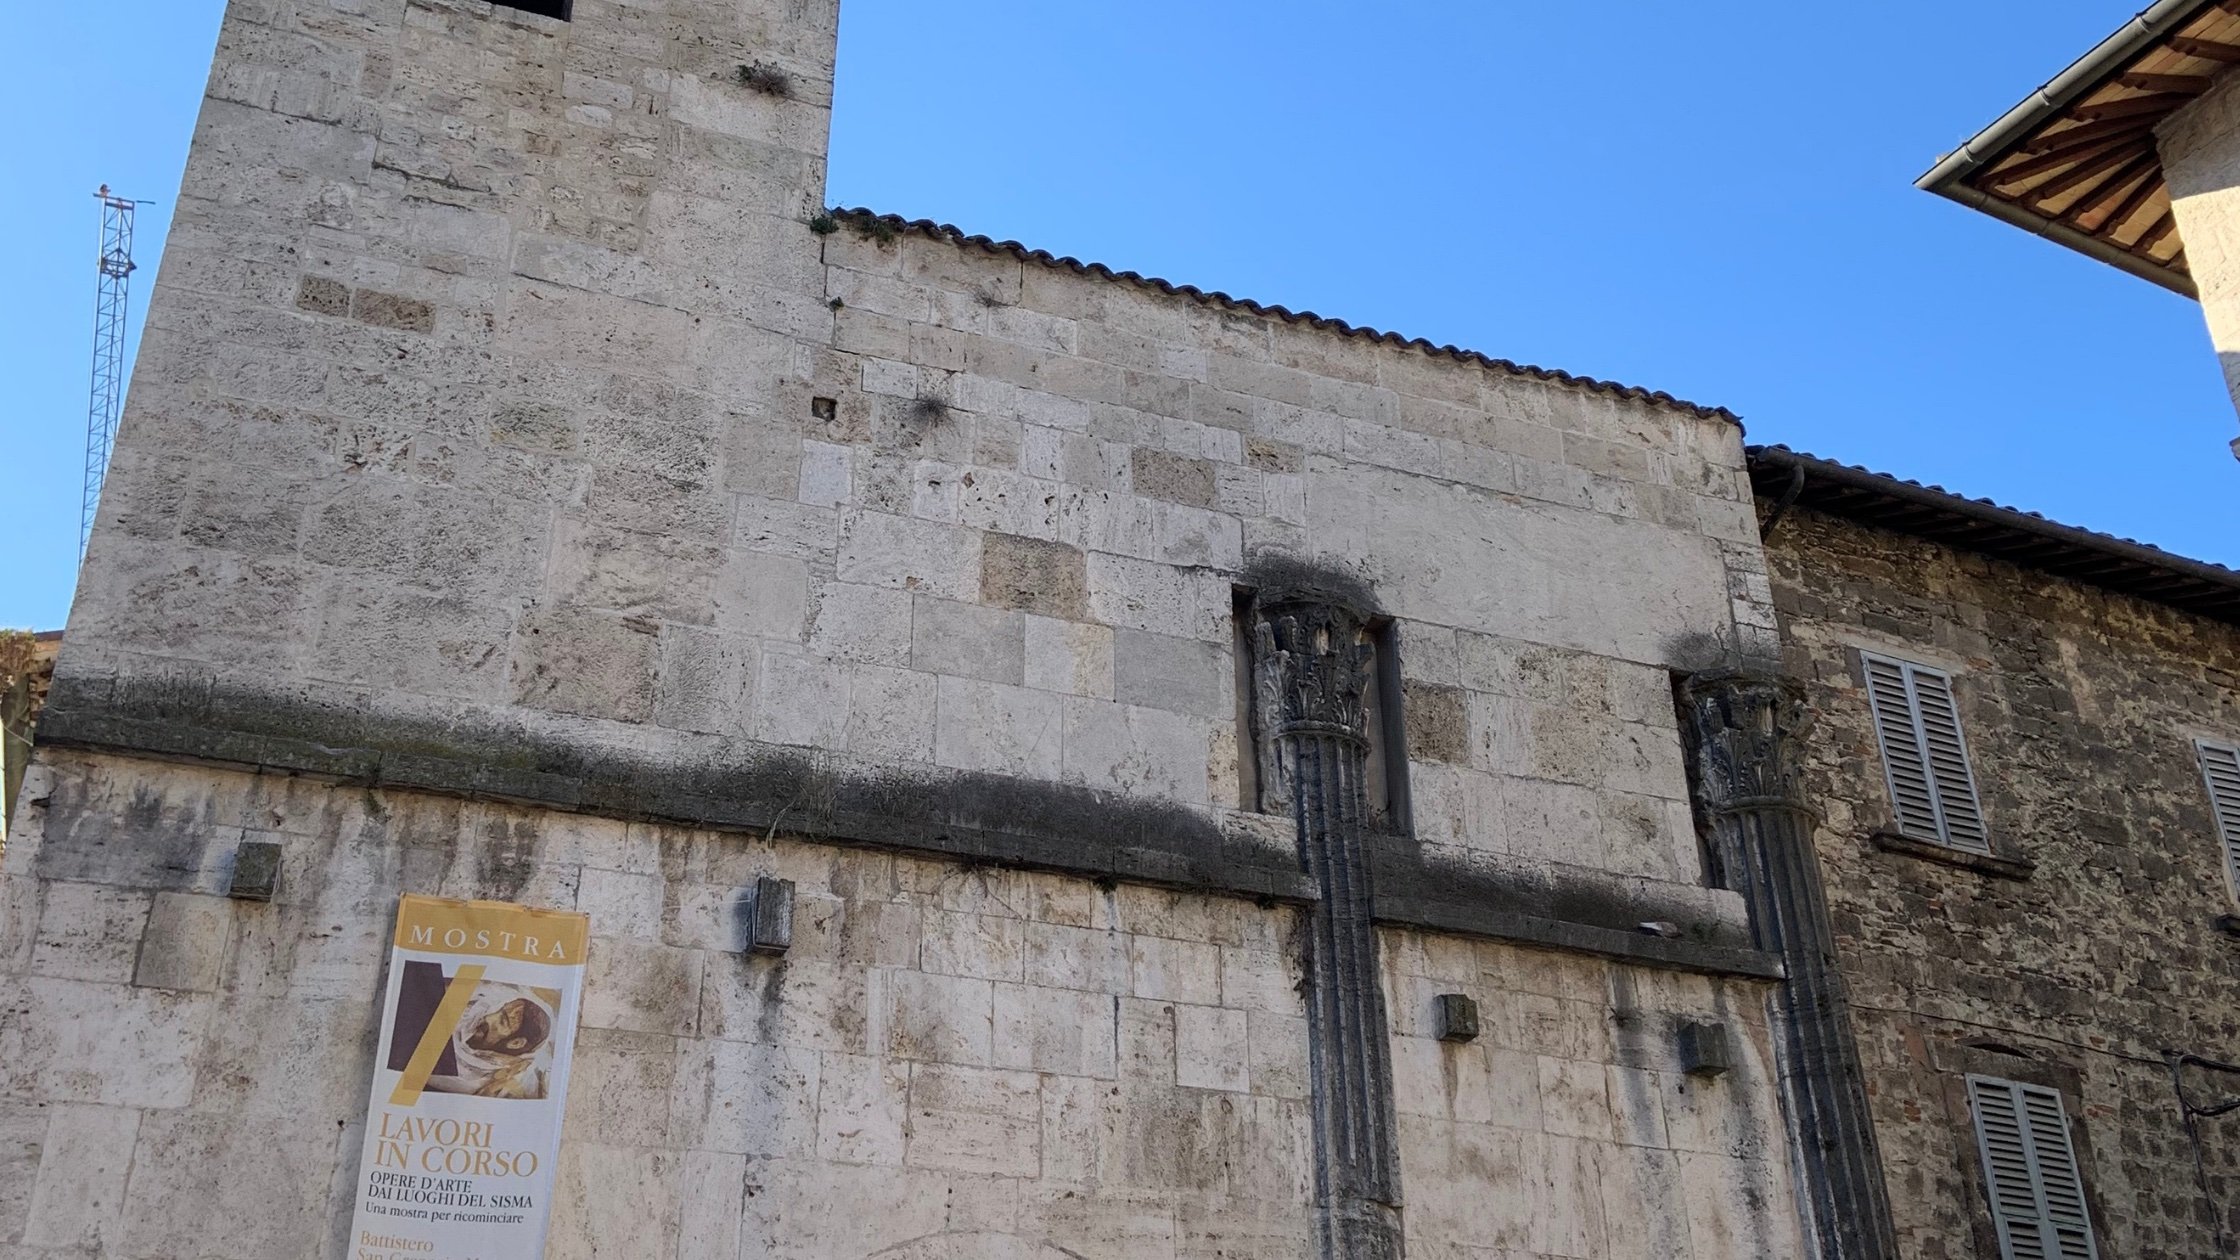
[393,894,588,964]
[389,964,486,1107]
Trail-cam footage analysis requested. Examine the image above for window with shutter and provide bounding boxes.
[1860,652,1991,853]
[2196,739,2240,901]
[1967,1075,2099,1260]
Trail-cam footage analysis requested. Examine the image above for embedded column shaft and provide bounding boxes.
[1254,600,1404,1260]
[1680,671,1899,1260]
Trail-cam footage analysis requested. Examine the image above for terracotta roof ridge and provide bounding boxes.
[828,208,1740,424]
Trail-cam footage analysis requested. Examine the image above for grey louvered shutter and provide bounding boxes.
[1862,653,1988,851]
[1909,666,1989,852]
[1968,1076,2100,1260]
[1863,654,1942,839]
[2199,740,2240,900]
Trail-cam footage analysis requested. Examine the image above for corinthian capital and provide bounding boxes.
[1251,598,1374,743]
[1677,669,1813,813]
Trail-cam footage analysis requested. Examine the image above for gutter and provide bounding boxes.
[1928,179,2198,296]
[1914,0,2218,297]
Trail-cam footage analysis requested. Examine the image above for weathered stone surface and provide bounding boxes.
[981,532,1090,621]
[1768,505,2240,1260]
[910,596,1024,686]
[293,274,349,317]
[3,0,1824,1253]
[510,606,661,722]
[1401,681,1468,764]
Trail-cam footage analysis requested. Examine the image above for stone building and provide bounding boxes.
[0,2,1817,1258]
[2,1,2236,1259]
[1748,446,2240,1259]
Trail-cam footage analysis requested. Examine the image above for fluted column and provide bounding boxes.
[1252,597,1403,1260]
[1679,671,1899,1260]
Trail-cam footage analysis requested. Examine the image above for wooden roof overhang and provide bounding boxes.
[1748,446,2240,627]
[1917,0,2240,296]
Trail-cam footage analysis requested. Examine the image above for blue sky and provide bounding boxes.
[3,1,2233,632]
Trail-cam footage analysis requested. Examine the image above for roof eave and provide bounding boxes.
[1915,0,2221,296]
[1920,177,2199,297]
[1747,445,2240,623]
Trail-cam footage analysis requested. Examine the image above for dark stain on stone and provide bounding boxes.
[36,776,211,890]
[473,812,540,902]
[753,956,788,1046]
[39,673,1787,977]
[1373,839,1780,978]
[1237,553,1382,619]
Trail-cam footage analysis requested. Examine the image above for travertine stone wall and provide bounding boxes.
[1767,506,2240,1260]
[56,0,1773,928]
[1,751,1314,1259]
[1384,928,1802,1260]
[2162,72,2240,459]
[3,0,1816,1254]
[2,750,1794,1260]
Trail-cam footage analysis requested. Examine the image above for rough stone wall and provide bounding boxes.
[2161,72,2240,458]
[1766,506,2240,1259]
[2,633,59,840]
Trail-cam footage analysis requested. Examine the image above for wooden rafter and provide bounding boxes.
[2134,211,2180,254]
[2059,152,2159,226]
[2087,162,2167,235]
[2020,114,2157,152]
[2028,141,2156,208]
[2073,92,2196,122]
[1988,133,2148,189]
[2169,34,2240,63]
[2118,72,2215,94]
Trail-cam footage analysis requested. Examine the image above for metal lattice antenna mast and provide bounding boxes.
[81,186,139,556]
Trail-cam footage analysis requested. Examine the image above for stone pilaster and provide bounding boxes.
[1251,596,1404,1260]
[1679,671,1899,1260]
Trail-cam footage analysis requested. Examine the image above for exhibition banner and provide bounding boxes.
[347,895,589,1260]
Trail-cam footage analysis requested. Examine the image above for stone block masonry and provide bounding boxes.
[6,0,1818,1255]
[0,750,1801,1259]
[50,0,1778,959]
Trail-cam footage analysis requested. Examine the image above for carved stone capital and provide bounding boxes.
[1251,597,1374,743]
[1678,669,1813,815]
